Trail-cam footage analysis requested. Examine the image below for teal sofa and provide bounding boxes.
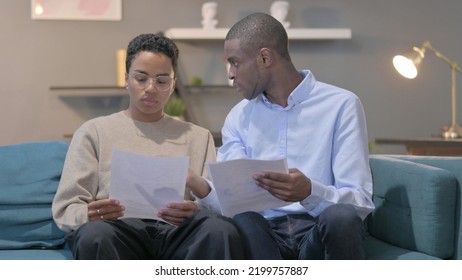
[0,141,461,259]
[0,141,73,259]
[365,154,462,260]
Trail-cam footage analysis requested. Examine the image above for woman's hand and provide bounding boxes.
[186,168,211,198]
[88,198,125,221]
[157,201,198,226]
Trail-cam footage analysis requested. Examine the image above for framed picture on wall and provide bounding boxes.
[31,0,122,21]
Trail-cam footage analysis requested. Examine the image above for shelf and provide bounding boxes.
[165,28,352,41]
[175,83,241,142]
[185,84,233,89]
[50,86,126,97]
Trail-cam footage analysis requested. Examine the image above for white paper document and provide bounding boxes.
[207,158,291,217]
[109,148,189,220]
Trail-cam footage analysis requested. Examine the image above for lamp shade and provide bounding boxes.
[393,46,426,79]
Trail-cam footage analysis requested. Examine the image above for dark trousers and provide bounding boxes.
[66,209,245,260]
[233,204,365,259]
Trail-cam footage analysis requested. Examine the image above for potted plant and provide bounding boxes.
[164,94,186,119]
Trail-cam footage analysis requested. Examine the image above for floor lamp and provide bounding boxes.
[393,40,462,139]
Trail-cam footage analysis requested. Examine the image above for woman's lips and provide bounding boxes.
[142,98,156,107]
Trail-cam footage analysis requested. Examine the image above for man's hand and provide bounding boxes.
[158,201,198,225]
[88,198,125,221]
[253,168,312,202]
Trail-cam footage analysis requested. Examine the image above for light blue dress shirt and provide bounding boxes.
[202,70,374,220]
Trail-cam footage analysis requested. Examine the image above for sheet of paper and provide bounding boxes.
[207,158,291,217]
[109,148,189,221]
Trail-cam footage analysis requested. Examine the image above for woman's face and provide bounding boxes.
[125,51,175,122]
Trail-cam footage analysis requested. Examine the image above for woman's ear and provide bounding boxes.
[171,78,176,93]
[125,73,129,89]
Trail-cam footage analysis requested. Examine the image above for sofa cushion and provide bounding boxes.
[365,235,440,260]
[0,248,74,260]
[0,141,69,249]
[383,155,462,260]
[368,156,457,259]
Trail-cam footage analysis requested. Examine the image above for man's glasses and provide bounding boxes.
[129,73,175,92]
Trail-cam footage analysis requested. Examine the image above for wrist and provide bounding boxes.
[189,177,211,198]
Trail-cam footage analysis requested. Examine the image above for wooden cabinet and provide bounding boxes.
[375,138,462,156]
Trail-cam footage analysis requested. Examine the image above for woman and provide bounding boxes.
[52,33,243,260]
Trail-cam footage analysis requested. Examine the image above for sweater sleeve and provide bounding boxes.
[51,124,100,232]
[202,131,217,177]
[191,131,223,213]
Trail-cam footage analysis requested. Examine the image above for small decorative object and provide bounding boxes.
[270,1,290,29]
[115,49,126,87]
[201,2,218,29]
[164,95,186,118]
[190,76,203,86]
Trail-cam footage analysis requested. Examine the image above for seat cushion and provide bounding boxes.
[368,156,457,259]
[365,236,440,260]
[0,248,73,260]
[0,141,69,250]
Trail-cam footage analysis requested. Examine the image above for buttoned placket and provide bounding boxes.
[278,110,288,158]
[262,94,293,159]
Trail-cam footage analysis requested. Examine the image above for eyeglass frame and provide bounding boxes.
[127,72,176,92]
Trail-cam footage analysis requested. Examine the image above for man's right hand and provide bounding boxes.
[253,168,312,202]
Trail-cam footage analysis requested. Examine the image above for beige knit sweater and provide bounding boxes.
[52,111,216,232]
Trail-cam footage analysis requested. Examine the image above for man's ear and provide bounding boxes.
[259,48,272,65]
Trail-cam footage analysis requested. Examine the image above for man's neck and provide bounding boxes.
[264,70,304,107]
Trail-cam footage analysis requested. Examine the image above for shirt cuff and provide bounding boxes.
[299,178,326,217]
[191,177,223,214]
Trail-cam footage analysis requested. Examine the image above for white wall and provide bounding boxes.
[1,0,461,154]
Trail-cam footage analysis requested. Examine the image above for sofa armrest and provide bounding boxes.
[368,155,457,259]
[0,141,69,250]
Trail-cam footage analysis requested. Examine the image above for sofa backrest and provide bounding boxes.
[368,155,458,259]
[0,141,69,249]
[384,155,462,259]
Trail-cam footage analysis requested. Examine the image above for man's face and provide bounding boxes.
[224,39,264,100]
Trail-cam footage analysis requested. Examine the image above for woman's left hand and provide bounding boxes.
[157,201,198,225]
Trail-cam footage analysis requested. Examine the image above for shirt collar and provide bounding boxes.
[260,70,316,110]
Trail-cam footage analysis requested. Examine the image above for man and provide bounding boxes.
[193,13,374,260]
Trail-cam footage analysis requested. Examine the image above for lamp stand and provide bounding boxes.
[424,42,462,139]
[442,64,462,138]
